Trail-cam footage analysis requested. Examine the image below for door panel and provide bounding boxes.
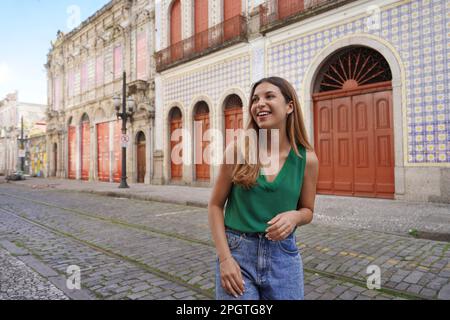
[68,126,76,180]
[224,107,243,148]
[170,0,182,61]
[314,100,333,193]
[224,0,242,41]
[278,0,304,20]
[137,143,146,183]
[53,145,58,176]
[195,0,209,52]
[373,91,395,197]
[97,122,110,182]
[81,122,90,181]
[170,119,183,180]
[352,94,376,195]
[332,97,353,194]
[195,113,210,181]
[113,121,122,183]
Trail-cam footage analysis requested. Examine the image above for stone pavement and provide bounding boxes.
[0,182,449,300]
[5,177,450,237]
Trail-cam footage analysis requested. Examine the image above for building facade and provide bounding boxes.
[46,0,449,203]
[153,0,449,202]
[0,92,47,175]
[46,0,155,183]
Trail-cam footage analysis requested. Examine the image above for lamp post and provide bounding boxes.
[113,71,136,189]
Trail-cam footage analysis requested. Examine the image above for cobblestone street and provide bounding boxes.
[1,182,449,300]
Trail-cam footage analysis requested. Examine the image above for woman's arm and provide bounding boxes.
[208,143,245,297]
[266,150,319,240]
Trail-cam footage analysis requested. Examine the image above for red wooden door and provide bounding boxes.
[195,0,209,52]
[68,126,76,180]
[97,122,110,182]
[170,0,182,61]
[170,118,183,181]
[314,90,394,199]
[278,0,304,19]
[224,0,242,41]
[81,121,90,181]
[137,142,146,183]
[113,121,122,183]
[195,112,210,181]
[224,107,243,148]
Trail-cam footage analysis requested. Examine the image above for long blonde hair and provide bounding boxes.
[232,77,313,188]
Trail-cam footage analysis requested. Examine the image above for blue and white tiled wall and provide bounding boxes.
[163,55,251,109]
[267,0,449,164]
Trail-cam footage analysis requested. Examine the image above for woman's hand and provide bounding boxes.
[219,256,245,298]
[265,211,301,241]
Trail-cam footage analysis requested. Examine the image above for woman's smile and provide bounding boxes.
[257,110,272,121]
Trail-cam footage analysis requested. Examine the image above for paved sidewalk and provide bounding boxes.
[0,247,69,300]
[5,177,450,237]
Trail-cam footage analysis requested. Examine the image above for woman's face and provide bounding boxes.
[250,82,293,130]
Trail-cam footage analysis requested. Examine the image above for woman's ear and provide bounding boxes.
[287,102,294,115]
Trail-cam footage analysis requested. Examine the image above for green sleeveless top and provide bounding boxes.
[224,144,307,233]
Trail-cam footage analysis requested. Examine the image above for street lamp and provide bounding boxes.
[113,71,136,189]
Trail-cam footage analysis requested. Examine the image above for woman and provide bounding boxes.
[208,77,319,300]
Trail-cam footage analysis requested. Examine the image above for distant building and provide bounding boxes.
[0,92,47,175]
[28,122,48,177]
[46,0,155,182]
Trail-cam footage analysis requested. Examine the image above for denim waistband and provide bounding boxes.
[225,227,266,238]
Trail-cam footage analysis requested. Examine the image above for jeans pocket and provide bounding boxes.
[277,235,299,255]
[226,231,242,251]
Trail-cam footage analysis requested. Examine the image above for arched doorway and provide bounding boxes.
[313,46,394,199]
[169,107,183,181]
[194,101,210,182]
[223,94,243,148]
[80,114,90,181]
[68,117,76,180]
[136,131,146,183]
[113,120,122,183]
[53,143,58,177]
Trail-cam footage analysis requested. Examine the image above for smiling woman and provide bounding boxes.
[208,77,320,301]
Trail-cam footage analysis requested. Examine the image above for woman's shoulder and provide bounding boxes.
[305,149,319,172]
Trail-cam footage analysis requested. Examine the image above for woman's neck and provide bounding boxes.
[264,129,290,154]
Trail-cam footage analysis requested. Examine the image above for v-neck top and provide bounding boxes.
[224,143,307,233]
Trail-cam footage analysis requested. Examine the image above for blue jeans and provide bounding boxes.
[215,228,304,300]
